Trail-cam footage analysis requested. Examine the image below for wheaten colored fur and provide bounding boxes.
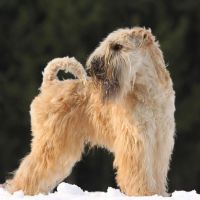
[5,27,175,196]
[42,57,87,89]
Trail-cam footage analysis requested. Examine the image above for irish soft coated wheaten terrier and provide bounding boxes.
[5,27,175,196]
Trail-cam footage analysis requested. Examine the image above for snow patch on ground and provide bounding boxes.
[0,182,199,200]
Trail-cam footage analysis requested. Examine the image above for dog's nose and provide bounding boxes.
[86,68,92,77]
[86,56,106,80]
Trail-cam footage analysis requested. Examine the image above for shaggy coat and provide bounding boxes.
[6,27,175,196]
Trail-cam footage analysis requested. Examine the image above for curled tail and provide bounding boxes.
[41,57,87,89]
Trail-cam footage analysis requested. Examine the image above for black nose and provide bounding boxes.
[88,56,105,80]
[86,68,92,77]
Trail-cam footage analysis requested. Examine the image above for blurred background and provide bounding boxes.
[0,0,200,193]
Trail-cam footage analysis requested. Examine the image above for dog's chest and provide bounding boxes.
[124,87,175,140]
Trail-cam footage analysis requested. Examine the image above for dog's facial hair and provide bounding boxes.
[87,55,123,101]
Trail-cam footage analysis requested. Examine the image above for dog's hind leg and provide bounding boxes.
[5,128,84,195]
[5,97,86,195]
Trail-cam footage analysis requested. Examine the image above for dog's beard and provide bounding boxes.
[102,68,121,100]
[87,56,122,101]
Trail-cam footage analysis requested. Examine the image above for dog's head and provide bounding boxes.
[87,27,168,101]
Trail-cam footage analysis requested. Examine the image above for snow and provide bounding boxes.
[0,182,199,200]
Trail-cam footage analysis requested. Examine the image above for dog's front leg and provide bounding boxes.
[113,131,157,196]
[5,133,84,195]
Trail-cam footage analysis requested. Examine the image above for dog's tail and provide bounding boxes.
[41,57,87,89]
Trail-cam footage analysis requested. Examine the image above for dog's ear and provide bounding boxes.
[149,45,170,86]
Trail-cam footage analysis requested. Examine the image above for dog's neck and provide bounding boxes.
[128,56,173,104]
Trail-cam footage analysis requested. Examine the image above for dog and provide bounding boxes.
[5,27,175,196]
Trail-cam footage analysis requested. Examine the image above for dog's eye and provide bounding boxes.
[111,43,123,51]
